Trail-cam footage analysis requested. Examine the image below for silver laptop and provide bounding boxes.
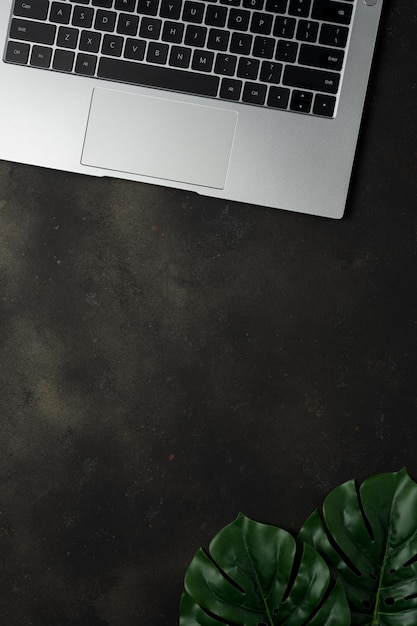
[1,0,383,218]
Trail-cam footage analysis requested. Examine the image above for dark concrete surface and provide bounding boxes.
[1,2,417,624]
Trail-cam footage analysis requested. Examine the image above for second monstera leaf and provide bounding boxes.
[299,468,417,625]
[181,513,349,626]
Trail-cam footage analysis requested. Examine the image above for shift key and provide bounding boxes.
[10,19,56,45]
[283,65,340,93]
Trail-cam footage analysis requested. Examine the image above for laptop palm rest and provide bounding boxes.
[81,88,238,189]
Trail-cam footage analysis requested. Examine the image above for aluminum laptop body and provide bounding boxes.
[0,0,383,218]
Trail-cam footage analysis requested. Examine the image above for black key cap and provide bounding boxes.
[147,41,169,64]
[191,50,214,72]
[299,44,344,71]
[98,57,220,96]
[288,0,311,17]
[72,6,94,28]
[13,0,49,20]
[95,10,117,31]
[228,9,251,31]
[311,0,353,25]
[283,65,340,93]
[92,0,113,7]
[5,40,30,64]
[50,2,72,24]
[117,13,139,35]
[162,21,184,43]
[251,12,273,34]
[313,93,336,116]
[160,0,182,19]
[275,40,298,62]
[260,60,282,83]
[253,36,275,58]
[220,78,242,100]
[319,24,348,48]
[265,0,287,12]
[124,38,146,60]
[184,25,207,47]
[243,0,264,8]
[242,82,267,105]
[273,16,296,38]
[207,29,230,51]
[140,17,162,38]
[267,86,290,108]
[80,30,102,52]
[220,0,240,5]
[169,46,191,68]
[230,32,253,55]
[30,45,52,67]
[296,20,319,42]
[205,5,227,27]
[115,0,136,9]
[290,89,312,112]
[183,1,205,23]
[57,26,79,48]
[214,53,237,75]
[237,57,259,79]
[53,48,75,71]
[137,0,160,14]
[10,18,56,44]
[75,53,98,75]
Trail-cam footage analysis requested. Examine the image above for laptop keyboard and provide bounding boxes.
[4,0,354,118]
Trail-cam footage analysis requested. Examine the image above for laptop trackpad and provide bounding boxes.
[81,88,238,189]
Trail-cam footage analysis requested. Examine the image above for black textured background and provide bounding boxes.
[1,1,417,624]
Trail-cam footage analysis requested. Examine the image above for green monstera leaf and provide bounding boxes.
[180,513,350,626]
[299,468,417,625]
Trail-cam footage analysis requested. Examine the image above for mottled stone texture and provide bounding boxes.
[0,3,417,624]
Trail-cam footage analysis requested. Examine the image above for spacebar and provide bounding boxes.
[98,58,219,98]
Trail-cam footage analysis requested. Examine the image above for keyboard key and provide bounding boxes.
[147,42,169,64]
[313,93,336,117]
[228,9,251,31]
[80,30,102,53]
[13,0,49,20]
[98,57,220,96]
[230,32,253,55]
[237,57,260,79]
[207,29,230,51]
[267,86,290,108]
[273,16,296,38]
[75,53,98,75]
[117,13,139,35]
[124,38,146,60]
[243,0,264,8]
[214,53,237,76]
[57,26,79,48]
[251,12,273,35]
[137,0,160,14]
[260,60,282,83]
[311,0,353,25]
[296,20,319,42]
[162,21,184,43]
[288,0,311,17]
[92,0,113,7]
[10,19,56,45]
[205,5,227,27]
[183,2,205,23]
[30,45,52,67]
[53,48,75,71]
[100,34,122,53]
[242,82,267,105]
[184,25,207,47]
[299,44,344,71]
[160,0,182,19]
[115,0,136,9]
[319,24,349,48]
[191,50,214,72]
[283,65,340,93]
[5,40,30,64]
[95,10,117,32]
[253,36,275,58]
[290,89,312,112]
[72,6,94,28]
[139,17,162,39]
[275,40,298,62]
[219,77,242,100]
[50,2,72,24]
[265,0,287,13]
[169,46,191,68]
